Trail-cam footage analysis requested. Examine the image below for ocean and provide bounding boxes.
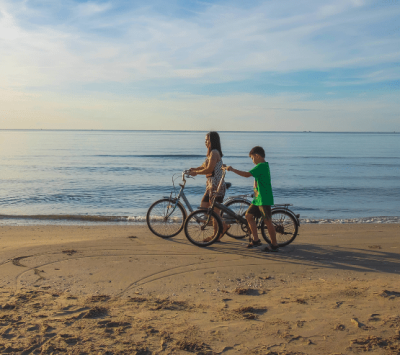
[1,130,399,225]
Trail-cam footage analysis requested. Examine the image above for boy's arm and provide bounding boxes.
[224,166,252,178]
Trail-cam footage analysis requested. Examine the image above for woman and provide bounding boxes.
[189,131,230,240]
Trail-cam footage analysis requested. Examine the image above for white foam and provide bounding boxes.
[301,216,400,224]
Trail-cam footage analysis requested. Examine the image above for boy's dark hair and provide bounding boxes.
[207,131,223,157]
[249,146,265,158]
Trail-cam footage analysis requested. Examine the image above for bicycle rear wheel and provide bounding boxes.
[261,209,298,247]
[221,199,251,239]
[184,209,222,247]
[146,198,186,238]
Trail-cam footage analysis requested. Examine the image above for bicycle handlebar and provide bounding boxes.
[181,170,193,184]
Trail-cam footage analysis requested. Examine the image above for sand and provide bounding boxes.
[0,223,399,354]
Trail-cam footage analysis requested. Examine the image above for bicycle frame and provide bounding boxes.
[208,169,300,228]
[182,168,301,246]
[214,201,247,225]
[162,172,195,219]
[163,170,252,221]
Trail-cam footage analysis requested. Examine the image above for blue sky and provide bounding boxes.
[0,0,399,131]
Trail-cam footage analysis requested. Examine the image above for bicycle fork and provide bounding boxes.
[201,211,214,231]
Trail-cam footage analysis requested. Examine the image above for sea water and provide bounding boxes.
[1,130,399,225]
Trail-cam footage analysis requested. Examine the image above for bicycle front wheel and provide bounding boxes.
[261,209,298,247]
[222,199,251,239]
[184,209,222,247]
[146,198,186,238]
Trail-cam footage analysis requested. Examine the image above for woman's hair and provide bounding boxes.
[207,131,223,157]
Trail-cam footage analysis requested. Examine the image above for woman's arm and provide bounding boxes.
[189,161,206,173]
[224,166,252,178]
[189,165,204,172]
[190,151,219,176]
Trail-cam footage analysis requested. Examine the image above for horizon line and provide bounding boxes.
[0,129,398,134]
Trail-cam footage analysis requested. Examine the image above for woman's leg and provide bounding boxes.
[202,192,230,240]
[200,190,210,208]
[200,201,209,208]
[200,192,210,209]
[212,194,230,240]
[210,206,229,240]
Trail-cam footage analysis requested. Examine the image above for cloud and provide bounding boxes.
[324,66,400,87]
[1,0,399,88]
[75,2,112,17]
[0,0,399,131]
[316,0,365,18]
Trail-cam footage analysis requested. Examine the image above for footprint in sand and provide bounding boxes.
[379,290,400,299]
[62,250,77,256]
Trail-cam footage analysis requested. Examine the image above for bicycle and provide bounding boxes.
[146,170,250,238]
[184,169,300,247]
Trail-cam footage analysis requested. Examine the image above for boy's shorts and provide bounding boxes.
[246,204,272,221]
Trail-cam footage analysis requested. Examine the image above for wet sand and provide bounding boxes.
[0,224,399,354]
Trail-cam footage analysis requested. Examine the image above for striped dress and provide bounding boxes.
[205,150,226,198]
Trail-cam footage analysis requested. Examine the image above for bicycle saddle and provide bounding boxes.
[226,182,232,189]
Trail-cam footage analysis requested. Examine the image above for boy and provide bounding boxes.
[224,146,279,251]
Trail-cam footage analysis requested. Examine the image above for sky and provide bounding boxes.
[0,0,399,131]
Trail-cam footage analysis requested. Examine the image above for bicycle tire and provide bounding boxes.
[184,209,222,247]
[146,198,186,238]
[221,199,251,239]
[261,209,298,247]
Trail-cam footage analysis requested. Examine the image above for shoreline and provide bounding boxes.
[1,214,400,226]
[0,224,399,354]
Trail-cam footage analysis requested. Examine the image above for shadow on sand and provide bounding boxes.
[169,237,400,275]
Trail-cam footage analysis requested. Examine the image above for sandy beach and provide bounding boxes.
[0,224,399,354]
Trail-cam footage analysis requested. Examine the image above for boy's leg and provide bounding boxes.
[245,213,259,241]
[264,219,278,246]
[260,206,278,247]
[245,205,261,242]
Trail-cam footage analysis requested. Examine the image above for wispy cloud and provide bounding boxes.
[1,0,399,85]
[0,0,399,130]
[74,2,112,17]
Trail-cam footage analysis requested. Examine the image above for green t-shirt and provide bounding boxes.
[250,162,274,206]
